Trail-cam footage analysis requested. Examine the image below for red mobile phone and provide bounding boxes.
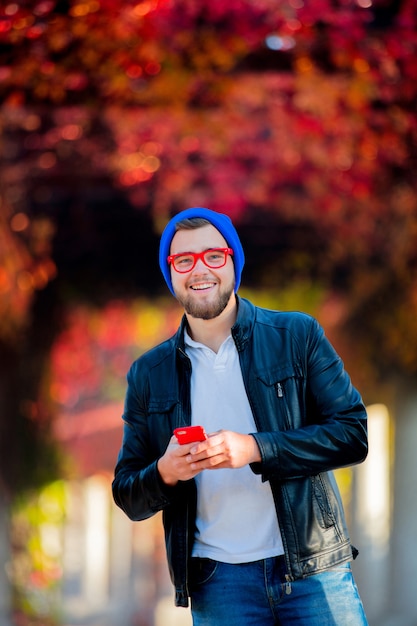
[174,425,207,444]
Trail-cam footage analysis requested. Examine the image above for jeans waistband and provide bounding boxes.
[191,554,286,566]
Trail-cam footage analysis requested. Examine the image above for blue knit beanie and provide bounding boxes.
[159,207,245,296]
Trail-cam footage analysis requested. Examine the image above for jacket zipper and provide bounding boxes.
[276,382,284,398]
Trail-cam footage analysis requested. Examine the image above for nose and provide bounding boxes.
[191,254,209,272]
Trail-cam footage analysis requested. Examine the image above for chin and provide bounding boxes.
[182,289,234,320]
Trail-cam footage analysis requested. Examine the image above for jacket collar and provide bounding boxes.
[174,295,255,353]
[232,296,255,351]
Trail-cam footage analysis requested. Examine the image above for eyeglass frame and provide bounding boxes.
[167,247,234,273]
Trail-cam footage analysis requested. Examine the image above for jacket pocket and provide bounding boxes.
[311,474,337,529]
[148,394,178,414]
[147,395,180,454]
[255,362,304,430]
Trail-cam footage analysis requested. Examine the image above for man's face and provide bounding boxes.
[169,224,235,320]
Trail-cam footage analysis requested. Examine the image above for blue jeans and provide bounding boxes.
[189,556,368,626]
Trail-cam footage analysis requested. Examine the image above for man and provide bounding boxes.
[112,207,369,625]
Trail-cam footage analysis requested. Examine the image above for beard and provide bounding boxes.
[175,283,234,320]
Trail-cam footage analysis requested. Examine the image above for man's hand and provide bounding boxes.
[157,436,203,486]
[185,430,261,473]
[157,431,262,486]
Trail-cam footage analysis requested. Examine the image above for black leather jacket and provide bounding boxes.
[112,297,368,607]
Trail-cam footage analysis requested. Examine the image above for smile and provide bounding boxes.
[189,282,216,291]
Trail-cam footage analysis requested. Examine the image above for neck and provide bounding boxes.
[185,295,237,353]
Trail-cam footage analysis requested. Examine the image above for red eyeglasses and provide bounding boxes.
[167,248,234,273]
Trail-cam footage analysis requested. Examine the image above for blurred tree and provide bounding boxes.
[1,1,417,622]
[0,0,416,481]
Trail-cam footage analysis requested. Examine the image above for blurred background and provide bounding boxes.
[1,1,417,625]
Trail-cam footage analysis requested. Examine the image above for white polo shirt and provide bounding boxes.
[184,330,284,564]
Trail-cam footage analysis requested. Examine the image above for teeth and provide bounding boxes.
[190,283,214,290]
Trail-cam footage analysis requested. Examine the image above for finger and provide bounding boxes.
[189,450,229,471]
[189,432,224,455]
[188,442,223,463]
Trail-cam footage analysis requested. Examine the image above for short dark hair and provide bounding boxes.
[174,217,211,231]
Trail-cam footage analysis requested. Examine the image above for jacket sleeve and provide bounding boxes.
[251,317,368,480]
[112,362,176,521]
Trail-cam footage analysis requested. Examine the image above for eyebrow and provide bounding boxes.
[170,247,221,255]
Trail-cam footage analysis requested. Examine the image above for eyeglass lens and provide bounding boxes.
[173,249,228,272]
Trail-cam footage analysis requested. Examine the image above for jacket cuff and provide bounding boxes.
[146,460,177,509]
[249,432,281,482]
